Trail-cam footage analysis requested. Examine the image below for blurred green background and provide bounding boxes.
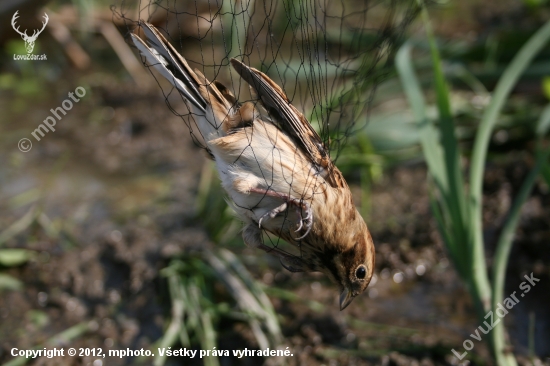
[0,0,549,365]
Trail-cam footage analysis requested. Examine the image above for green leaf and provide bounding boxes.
[0,273,23,291]
[491,143,550,366]
[0,249,36,267]
[27,310,50,328]
[395,43,448,193]
[542,76,550,100]
[536,104,550,137]
[0,206,37,247]
[470,19,550,237]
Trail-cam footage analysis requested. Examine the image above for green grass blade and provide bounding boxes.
[154,275,185,366]
[490,147,549,366]
[420,4,496,333]
[395,41,469,268]
[199,310,218,366]
[0,249,36,267]
[262,286,325,312]
[491,106,550,365]
[469,19,550,315]
[2,321,93,366]
[217,249,282,344]
[0,273,23,292]
[470,19,550,201]
[0,206,37,247]
[420,3,471,255]
[395,43,448,193]
[469,21,550,365]
[427,191,466,278]
[202,249,279,349]
[416,1,479,293]
[535,104,550,137]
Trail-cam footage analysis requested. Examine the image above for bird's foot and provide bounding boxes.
[250,188,313,240]
[258,202,288,229]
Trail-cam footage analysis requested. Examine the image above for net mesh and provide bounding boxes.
[112,0,418,257]
[114,0,417,158]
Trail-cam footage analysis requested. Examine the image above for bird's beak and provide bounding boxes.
[339,288,354,310]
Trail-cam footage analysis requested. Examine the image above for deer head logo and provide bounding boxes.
[11,11,49,54]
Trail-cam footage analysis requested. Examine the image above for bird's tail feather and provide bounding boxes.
[131,22,232,143]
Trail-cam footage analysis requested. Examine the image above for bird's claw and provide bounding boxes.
[295,218,303,233]
[258,202,288,229]
[250,187,313,240]
[294,202,313,240]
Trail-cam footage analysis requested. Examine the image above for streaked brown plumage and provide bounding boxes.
[131,22,375,309]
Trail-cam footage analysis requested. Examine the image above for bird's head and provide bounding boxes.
[286,214,375,310]
[326,223,375,310]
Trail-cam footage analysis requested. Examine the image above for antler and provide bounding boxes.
[11,10,28,38]
[11,11,49,40]
[30,13,49,39]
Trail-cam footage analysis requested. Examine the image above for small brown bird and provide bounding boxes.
[131,22,375,309]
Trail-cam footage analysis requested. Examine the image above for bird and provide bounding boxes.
[130,22,375,310]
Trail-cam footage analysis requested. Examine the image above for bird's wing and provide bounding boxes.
[230,58,345,188]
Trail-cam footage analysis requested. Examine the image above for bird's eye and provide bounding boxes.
[356,266,366,279]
